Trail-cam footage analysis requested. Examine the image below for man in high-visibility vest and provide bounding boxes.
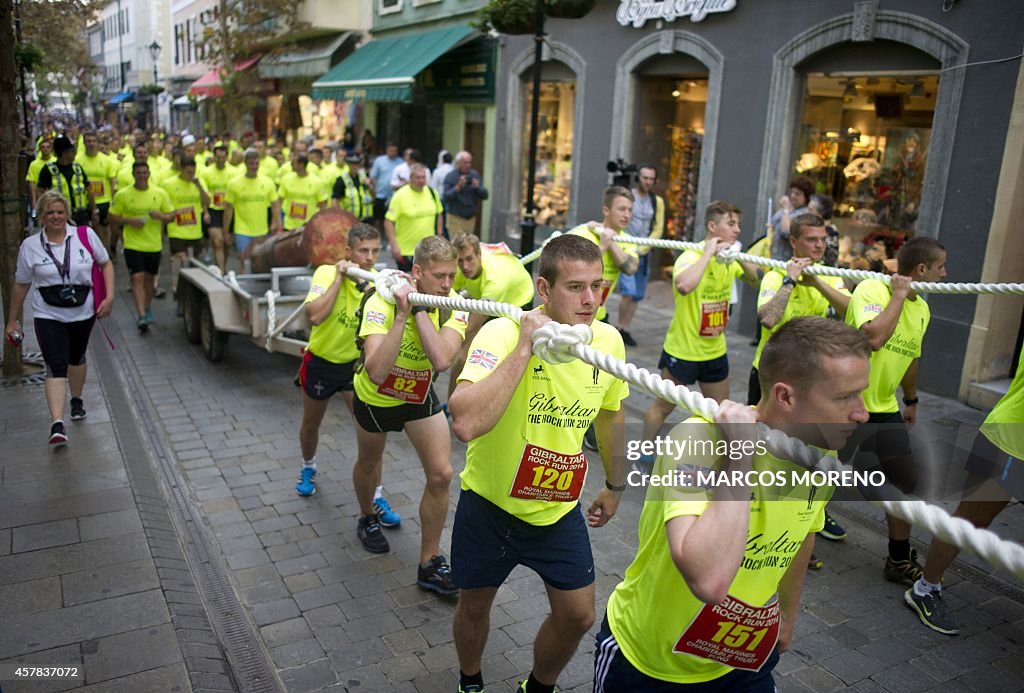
[38,136,97,227]
[331,154,374,222]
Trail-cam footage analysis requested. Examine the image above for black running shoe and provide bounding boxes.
[819,511,847,541]
[417,555,458,596]
[70,398,87,421]
[884,549,924,585]
[904,588,960,635]
[49,421,68,447]
[618,328,638,347]
[357,515,389,554]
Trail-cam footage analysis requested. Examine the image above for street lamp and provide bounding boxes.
[148,40,161,129]
[519,2,545,259]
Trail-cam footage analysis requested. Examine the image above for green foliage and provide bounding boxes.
[19,0,105,109]
[140,84,166,95]
[472,0,595,34]
[13,42,45,74]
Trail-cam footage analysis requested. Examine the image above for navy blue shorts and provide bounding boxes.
[451,489,595,591]
[618,256,650,300]
[658,351,729,386]
[839,411,916,494]
[594,614,779,692]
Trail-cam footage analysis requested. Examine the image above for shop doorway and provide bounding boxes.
[521,62,576,230]
[794,72,939,270]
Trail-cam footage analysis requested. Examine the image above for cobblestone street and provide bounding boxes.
[1,273,1022,692]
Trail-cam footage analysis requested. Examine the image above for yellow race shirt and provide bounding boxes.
[385,186,443,256]
[664,250,744,362]
[304,265,367,364]
[109,185,174,252]
[161,176,204,240]
[200,164,238,211]
[607,416,830,684]
[454,242,535,308]
[259,156,279,181]
[226,174,278,237]
[152,166,181,188]
[846,278,930,413]
[753,268,849,368]
[318,162,343,191]
[278,172,327,230]
[26,156,54,186]
[458,316,628,525]
[75,152,118,204]
[194,151,212,169]
[353,290,469,408]
[567,225,638,321]
[980,348,1024,460]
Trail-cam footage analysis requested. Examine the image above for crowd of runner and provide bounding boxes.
[9,125,1022,693]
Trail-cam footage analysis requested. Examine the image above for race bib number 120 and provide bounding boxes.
[672,594,779,671]
[508,443,587,502]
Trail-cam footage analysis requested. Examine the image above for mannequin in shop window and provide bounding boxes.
[769,175,814,261]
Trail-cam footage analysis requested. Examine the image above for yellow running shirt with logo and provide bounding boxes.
[458,316,628,525]
[846,278,929,413]
[304,265,367,365]
[385,186,444,256]
[75,152,119,204]
[278,172,327,230]
[226,175,278,237]
[981,348,1024,460]
[353,290,469,408]
[753,268,849,368]
[161,176,204,241]
[607,416,830,683]
[26,156,54,186]
[663,249,743,362]
[109,185,174,252]
[454,242,535,308]
[200,164,238,211]
[566,225,638,321]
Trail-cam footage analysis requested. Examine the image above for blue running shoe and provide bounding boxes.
[144,308,154,324]
[374,496,401,527]
[296,467,317,497]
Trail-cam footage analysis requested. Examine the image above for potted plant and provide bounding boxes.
[473,0,539,35]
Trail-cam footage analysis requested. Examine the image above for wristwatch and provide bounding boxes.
[605,480,626,492]
[410,305,432,316]
[903,396,919,406]
[782,276,798,288]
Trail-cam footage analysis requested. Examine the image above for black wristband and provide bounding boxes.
[354,280,369,292]
[605,479,626,493]
[781,276,797,288]
[903,396,919,406]
[411,305,432,316]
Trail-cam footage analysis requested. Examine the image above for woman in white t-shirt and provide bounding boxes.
[5,189,115,446]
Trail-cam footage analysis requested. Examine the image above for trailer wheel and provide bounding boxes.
[200,297,228,362]
[182,287,202,344]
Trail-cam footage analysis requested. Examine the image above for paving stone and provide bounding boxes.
[871,662,944,693]
[0,532,152,587]
[383,628,428,656]
[0,528,10,556]
[250,597,301,627]
[294,583,352,611]
[342,611,405,641]
[0,576,62,618]
[60,558,160,607]
[326,637,390,672]
[0,589,170,659]
[253,515,301,533]
[225,548,272,570]
[0,643,84,691]
[417,642,458,673]
[261,617,315,649]
[271,638,326,668]
[278,657,337,693]
[240,579,292,606]
[276,553,328,578]
[268,543,306,563]
[793,665,847,692]
[82,623,182,684]
[380,652,429,682]
[11,519,80,553]
[820,649,888,685]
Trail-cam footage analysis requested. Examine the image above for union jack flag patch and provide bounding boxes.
[468,348,498,370]
[365,310,387,326]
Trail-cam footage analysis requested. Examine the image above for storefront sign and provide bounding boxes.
[616,0,737,27]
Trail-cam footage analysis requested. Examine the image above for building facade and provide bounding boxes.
[96,0,171,128]
[488,0,1024,401]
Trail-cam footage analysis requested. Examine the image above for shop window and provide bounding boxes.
[522,80,575,229]
[795,73,938,270]
[632,76,707,241]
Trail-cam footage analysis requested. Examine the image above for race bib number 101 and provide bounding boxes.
[699,300,729,337]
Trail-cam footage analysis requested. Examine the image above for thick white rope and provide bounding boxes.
[345,276,1024,579]
[264,289,277,353]
[518,231,562,266]
[608,233,1024,295]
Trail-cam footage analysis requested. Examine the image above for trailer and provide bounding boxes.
[175,258,314,362]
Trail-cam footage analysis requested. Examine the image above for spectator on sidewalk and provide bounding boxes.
[615,164,665,347]
[6,189,115,446]
[442,151,488,237]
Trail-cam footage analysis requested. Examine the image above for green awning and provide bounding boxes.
[259,32,353,79]
[311,24,474,102]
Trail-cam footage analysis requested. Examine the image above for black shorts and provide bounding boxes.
[451,489,595,591]
[207,209,225,229]
[963,429,1024,500]
[71,208,91,225]
[659,351,729,386]
[353,387,442,433]
[124,249,162,275]
[169,237,204,256]
[840,411,916,493]
[594,614,779,692]
[34,317,95,379]
[747,366,761,406]
[96,203,110,226]
[298,352,355,400]
[373,199,388,222]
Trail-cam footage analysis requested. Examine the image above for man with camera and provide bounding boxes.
[443,151,489,236]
